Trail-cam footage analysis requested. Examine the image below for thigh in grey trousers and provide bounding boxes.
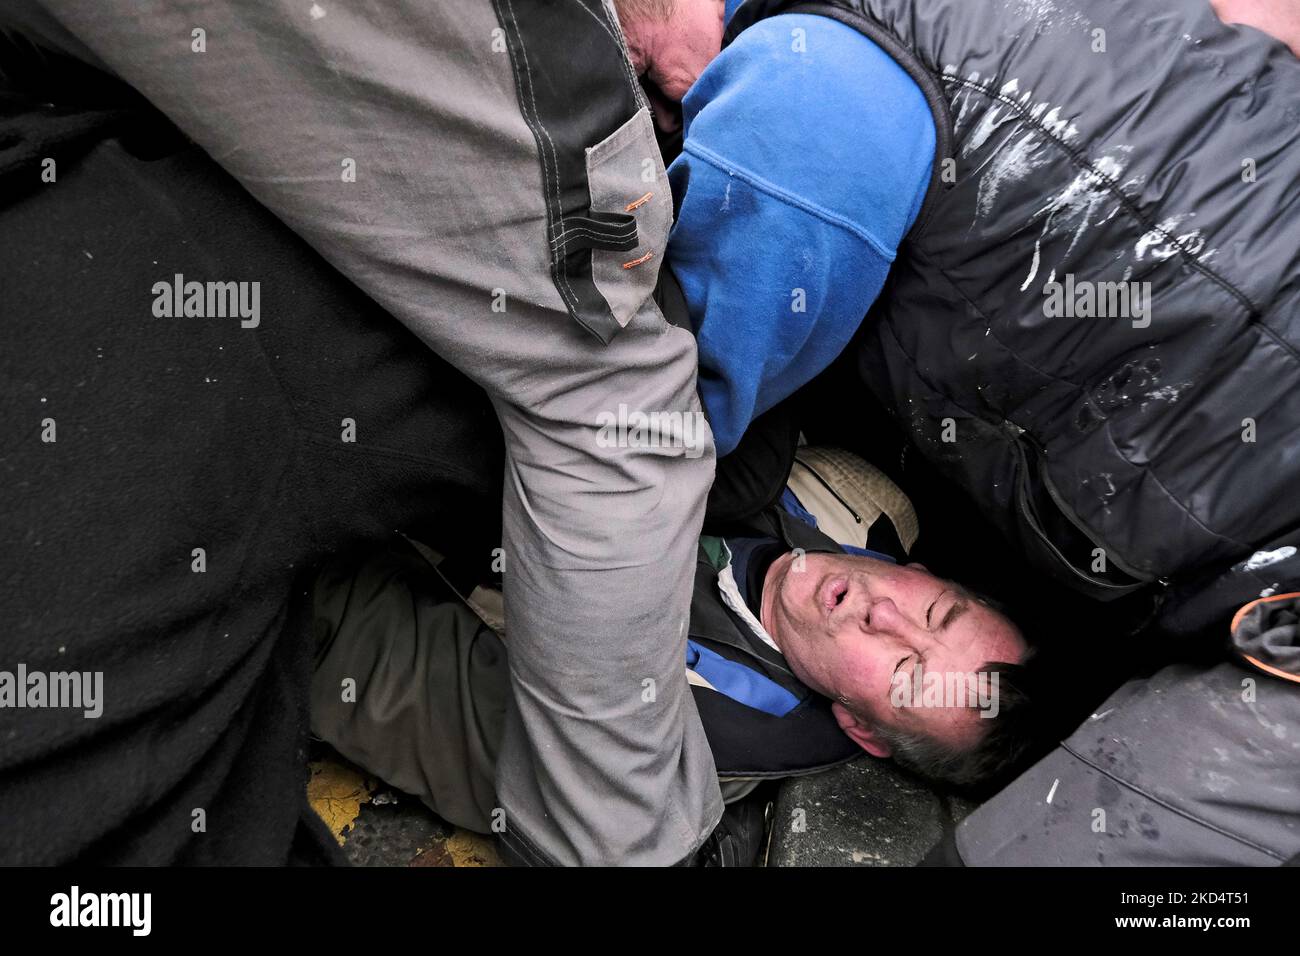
[30,0,722,864]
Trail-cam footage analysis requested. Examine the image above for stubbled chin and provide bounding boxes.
[760,552,792,636]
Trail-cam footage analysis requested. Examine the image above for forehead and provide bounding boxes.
[910,692,991,748]
[950,599,1024,658]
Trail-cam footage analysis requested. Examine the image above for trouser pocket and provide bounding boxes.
[491,0,664,345]
[583,106,672,332]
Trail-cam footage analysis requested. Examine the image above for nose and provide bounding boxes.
[862,597,932,645]
[863,596,902,631]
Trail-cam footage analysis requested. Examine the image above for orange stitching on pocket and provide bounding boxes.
[625,192,654,212]
[622,251,654,269]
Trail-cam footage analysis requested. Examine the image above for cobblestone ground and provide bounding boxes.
[767,758,977,866]
[308,742,971,867]
[307,744,501,867]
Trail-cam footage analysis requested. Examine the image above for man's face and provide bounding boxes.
[623,0,727,103]
[759,551,1027,757]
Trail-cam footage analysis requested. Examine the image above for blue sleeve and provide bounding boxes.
[667,13,935,456]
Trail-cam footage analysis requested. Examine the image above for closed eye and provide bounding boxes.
[927,589,951,629]
[889,652,921,703]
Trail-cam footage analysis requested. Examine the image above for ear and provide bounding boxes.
[620,17,651,75]
[831,700,892,758]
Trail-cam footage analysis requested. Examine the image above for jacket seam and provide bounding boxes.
[783,2,954,240]
[681,140,899,262]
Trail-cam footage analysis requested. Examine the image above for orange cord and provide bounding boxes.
[1230,592,1300,683]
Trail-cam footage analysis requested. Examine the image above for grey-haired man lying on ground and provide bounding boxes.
[310,449,1038,863]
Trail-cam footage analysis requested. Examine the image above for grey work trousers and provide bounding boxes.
[309,546,759,837]
[26,0,722,864]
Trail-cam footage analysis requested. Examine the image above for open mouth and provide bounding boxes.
[820,575,849,615]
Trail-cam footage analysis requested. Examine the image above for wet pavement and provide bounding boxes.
[308,742,968,867]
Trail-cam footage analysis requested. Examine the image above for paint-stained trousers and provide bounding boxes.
[20,0,722,864]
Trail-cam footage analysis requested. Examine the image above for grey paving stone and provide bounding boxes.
[767,757,967,866]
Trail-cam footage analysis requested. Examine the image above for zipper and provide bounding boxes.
[1031,441,1155,584]
[1007,428,1147,594]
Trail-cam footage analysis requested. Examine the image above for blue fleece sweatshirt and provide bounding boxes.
[667,3,935,456]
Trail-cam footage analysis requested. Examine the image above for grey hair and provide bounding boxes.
[871,657,1040,789]
[610,0,677,24]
